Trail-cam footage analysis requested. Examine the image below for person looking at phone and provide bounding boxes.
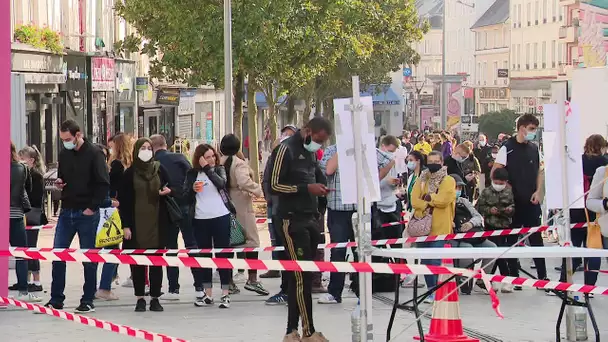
[44,120,110,313]
[269,117,332,342]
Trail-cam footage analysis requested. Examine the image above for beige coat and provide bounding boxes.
[220,155,263,247]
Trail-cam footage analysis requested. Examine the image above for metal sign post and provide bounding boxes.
[350,76,374,341]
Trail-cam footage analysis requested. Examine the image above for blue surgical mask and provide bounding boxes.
[407,161,417,170]
[63,140,76,150]
[456,190,462,199]
[525,131,537,141]
[304,139,322,153]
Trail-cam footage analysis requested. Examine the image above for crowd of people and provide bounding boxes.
[7,113,608,342]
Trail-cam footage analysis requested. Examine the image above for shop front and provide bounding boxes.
[138,88,177,145]
[115,59,136,135]
[11,44,66,164]
[88,56,115,145]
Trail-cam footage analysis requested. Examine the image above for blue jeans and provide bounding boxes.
[50,209,99,305]
[192,215,232,290]
[416,240,445,290]
[327,209,356,301]
[165,205,198,293]
[99,244,119,291]
[9,218,28,292]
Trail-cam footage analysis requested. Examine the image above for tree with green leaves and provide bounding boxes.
[478,109,519,142]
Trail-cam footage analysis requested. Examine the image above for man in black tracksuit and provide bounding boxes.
[270,117,332,342]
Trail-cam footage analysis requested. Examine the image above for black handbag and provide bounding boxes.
[25,207,45,226]
[164,195,182,224]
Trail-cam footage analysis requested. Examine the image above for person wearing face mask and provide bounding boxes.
[410,151,456,302]
[44,120,109,313]
[269,117,333,342]
[444,143,480,201]
[477,167,517,292]
[449,174,497,295]
[474,134,493,190]
[118,138,173,312]
[491,113,549,287]
[404,151,426,213]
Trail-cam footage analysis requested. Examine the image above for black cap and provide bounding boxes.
[281,125,297,134]
[449,174,466,186]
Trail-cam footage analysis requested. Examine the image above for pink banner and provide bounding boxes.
[0,0,10,300]
[91,57,115,91]
[420,108,434,129]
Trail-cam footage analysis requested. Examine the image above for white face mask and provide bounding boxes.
[138,149,153,162]
[479,141,486,147]
[492,182,506,192]
[491,153,498,159]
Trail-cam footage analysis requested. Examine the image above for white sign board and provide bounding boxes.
[543,103,585,209]
[333,96,382,204]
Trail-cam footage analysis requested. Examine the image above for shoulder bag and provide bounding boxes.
[406,181,433,237]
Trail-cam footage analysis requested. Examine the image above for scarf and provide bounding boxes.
[132,138,161,248]
[420,166,448,194]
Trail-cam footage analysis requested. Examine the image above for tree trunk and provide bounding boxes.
[267,100,278,142]
[247,82,260,183]
[286,95,296,124]
[233,71,245,139]
[303,96,312,125]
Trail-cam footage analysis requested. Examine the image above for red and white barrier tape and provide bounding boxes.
[0,297,188,342]
[19,223,585,255]
[2,248,607,296]
[25,224,55,230]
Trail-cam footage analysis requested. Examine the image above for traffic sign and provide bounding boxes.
[403,68,412,77]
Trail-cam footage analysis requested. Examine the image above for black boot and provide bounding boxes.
[149,298,164,312]
[135,298,146,312]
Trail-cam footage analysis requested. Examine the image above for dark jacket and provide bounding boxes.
[268,131,327,217]
[109,160,125,199]
[477,185,515,229]
[502,137,540,205]
[155,149,191,203]
[262,144,280,213]
[10,161,30,210]
[571,154,608,223]
[183,165,233,222]
[445,154,480,199]
[117,164,173,249]
[474,145,493,174]
[57,140,110,210]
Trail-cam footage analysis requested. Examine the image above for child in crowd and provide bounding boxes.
[476,167,517,293]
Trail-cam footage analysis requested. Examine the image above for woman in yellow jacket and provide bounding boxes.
[413,135,432,155]
[410,151,456,300]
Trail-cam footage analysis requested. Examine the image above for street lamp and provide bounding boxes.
[224,0,233,134]
[442,0,474,130]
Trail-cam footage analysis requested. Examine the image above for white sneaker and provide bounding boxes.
[232,272,247,284]
[317,293,339,304]
[121,278,134,288]
[161,292,180,301]
[17,293,42,303]
[501,284,514,293]
[492,282,501,292]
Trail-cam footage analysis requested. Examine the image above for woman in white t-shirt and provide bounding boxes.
[184,143,234,309]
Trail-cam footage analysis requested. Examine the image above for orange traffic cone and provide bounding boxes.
[414,244,479,342]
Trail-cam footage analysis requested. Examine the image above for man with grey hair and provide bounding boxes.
[150,134,196,301]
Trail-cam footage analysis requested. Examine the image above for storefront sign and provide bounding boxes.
[91,57,115,91]
[157,89,180,106]
[135,77,149,91]
[116,61,135,102]
[478,88,509,100]
[20,72,66,84]
[12,51,64,73]
[497,69,509,78]
[178,89,196,115]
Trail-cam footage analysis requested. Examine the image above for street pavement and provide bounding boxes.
[1,225,608,341]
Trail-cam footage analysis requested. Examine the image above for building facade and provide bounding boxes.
[509,0,565,115]
[472,0,511,115]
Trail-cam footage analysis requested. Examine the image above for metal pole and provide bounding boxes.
[441,1,447,130]
[223,0,234,134]
[352,76,373,341]
[554,81,575,340]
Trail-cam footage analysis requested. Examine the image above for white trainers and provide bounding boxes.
[501,284,514,293]
[17,292,42,303]
[317,293,339,304]
[232,272,247,284]
[491,282,501,292]
[161,292,180,301]
[121,277,134,288]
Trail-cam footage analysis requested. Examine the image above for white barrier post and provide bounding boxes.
[351,76,373,341]
[553,80,576,340]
